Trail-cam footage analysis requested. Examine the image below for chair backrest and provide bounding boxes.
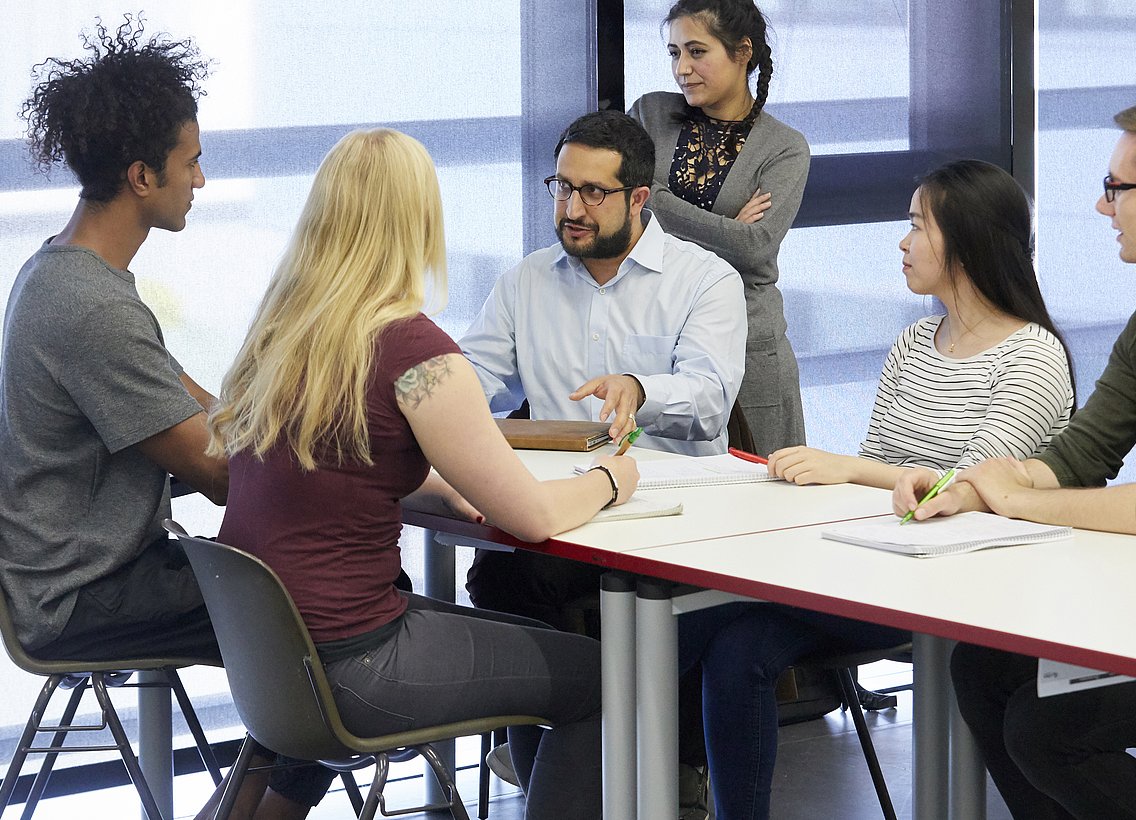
[164,521,361,761]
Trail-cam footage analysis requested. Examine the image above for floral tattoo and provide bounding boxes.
[395,355,452,409]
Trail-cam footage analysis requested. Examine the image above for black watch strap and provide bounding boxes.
[588,464,619,509]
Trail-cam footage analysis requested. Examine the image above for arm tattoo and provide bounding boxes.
[395,355,453,410]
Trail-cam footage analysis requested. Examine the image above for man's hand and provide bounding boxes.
[570,374,644,442]
[892,466,989,521]
[767,446,855,485]
[735,189,772,224]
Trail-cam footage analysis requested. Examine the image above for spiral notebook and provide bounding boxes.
[574,453,775,490]
[590,496,684,522]
[822,512,1072,558]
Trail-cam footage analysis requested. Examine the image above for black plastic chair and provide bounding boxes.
[0,580,223,819]
[795,643,914,820]
[164,521,548,820]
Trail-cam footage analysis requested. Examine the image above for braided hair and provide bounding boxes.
[663,0,773,111]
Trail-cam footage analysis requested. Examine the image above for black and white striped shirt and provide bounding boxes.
[859,316,1073,472]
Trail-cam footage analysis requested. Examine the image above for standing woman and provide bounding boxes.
[630,0,809,453]
[208,129,638,820]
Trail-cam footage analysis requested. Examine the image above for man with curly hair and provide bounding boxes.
[0,18,326,819]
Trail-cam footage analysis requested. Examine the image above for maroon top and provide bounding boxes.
[218,314,460,643]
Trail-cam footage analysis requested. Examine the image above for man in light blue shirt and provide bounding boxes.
[463,112,745,807]
[460,111,746,457]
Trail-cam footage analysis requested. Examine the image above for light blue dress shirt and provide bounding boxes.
[460,212,746,456]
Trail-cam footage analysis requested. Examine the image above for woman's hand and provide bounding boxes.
[892,467,989,520]
[767,446,857,485]
[590,454,640,506]
[735,189,772,224]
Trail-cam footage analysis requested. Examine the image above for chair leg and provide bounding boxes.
[478,731,491,819]
[91,672,167,820]
[419,744,470,820]
[341,770,365,814]
[166,669,224,785]
[0,674,67,814]
[835,668,897,820]
[18,677,88,820]
[213,734,257,820]
[360,753,390,820]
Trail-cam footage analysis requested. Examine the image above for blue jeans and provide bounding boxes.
[679,602,907,820]
[323,593,601,820]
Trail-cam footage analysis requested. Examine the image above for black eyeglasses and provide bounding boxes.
[544,176,634,206]
[1104,174,1136,203]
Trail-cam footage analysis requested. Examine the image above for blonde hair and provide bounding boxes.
[208,129,447,469]
[1116,105,1136,132]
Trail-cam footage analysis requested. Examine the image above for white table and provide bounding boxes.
[408,448,1136,820]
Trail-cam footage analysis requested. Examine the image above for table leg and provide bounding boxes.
[138,671,173,820]
[635,578,678,820]
[422,528,457,805]
[601,572,637,820]
[950,681,986,820]
[913,633,951,820]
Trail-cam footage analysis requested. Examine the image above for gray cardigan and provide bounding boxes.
[629,91,810,451]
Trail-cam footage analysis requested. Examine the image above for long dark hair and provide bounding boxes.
[664,0,773,111]
[920,159,1076,401]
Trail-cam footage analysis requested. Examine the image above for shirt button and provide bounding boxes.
[599,287,606,294]
[592,333,599,341]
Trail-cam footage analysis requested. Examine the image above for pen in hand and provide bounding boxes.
[728,447,768,465]
[615,426,642,457]
[899,468,957,525]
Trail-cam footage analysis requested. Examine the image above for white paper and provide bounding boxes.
[575,454,776,490]
[1037,659,1135,698]
[822,512,1072,557]
[590,496,684,522]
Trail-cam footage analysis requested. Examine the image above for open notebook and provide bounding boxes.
[590,496,684,522]
[574,453,776,490]
[822,512,1072,558]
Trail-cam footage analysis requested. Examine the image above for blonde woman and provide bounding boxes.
[208,129,637,820]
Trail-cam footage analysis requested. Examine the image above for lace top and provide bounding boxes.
[668,103,759,210]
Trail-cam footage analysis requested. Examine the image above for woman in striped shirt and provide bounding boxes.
[683,159,1075,820]
[768,159,1075,487]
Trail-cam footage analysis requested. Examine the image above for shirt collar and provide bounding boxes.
[553,210,665,284]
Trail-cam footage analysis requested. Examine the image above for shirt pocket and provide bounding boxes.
[622,334,678,375]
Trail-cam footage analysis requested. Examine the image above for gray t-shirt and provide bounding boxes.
[0,242,202,649]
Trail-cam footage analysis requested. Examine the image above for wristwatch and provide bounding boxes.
[588,464,619,509]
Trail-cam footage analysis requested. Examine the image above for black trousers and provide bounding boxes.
[951,643,1136,820]
[34,538,402,808]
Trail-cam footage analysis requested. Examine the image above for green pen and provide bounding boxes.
[615,426,642,457]
[899,468,957,525]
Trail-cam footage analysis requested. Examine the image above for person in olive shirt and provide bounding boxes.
[893,104,1136,820]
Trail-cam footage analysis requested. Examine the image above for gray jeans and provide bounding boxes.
[323,592,602,820]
